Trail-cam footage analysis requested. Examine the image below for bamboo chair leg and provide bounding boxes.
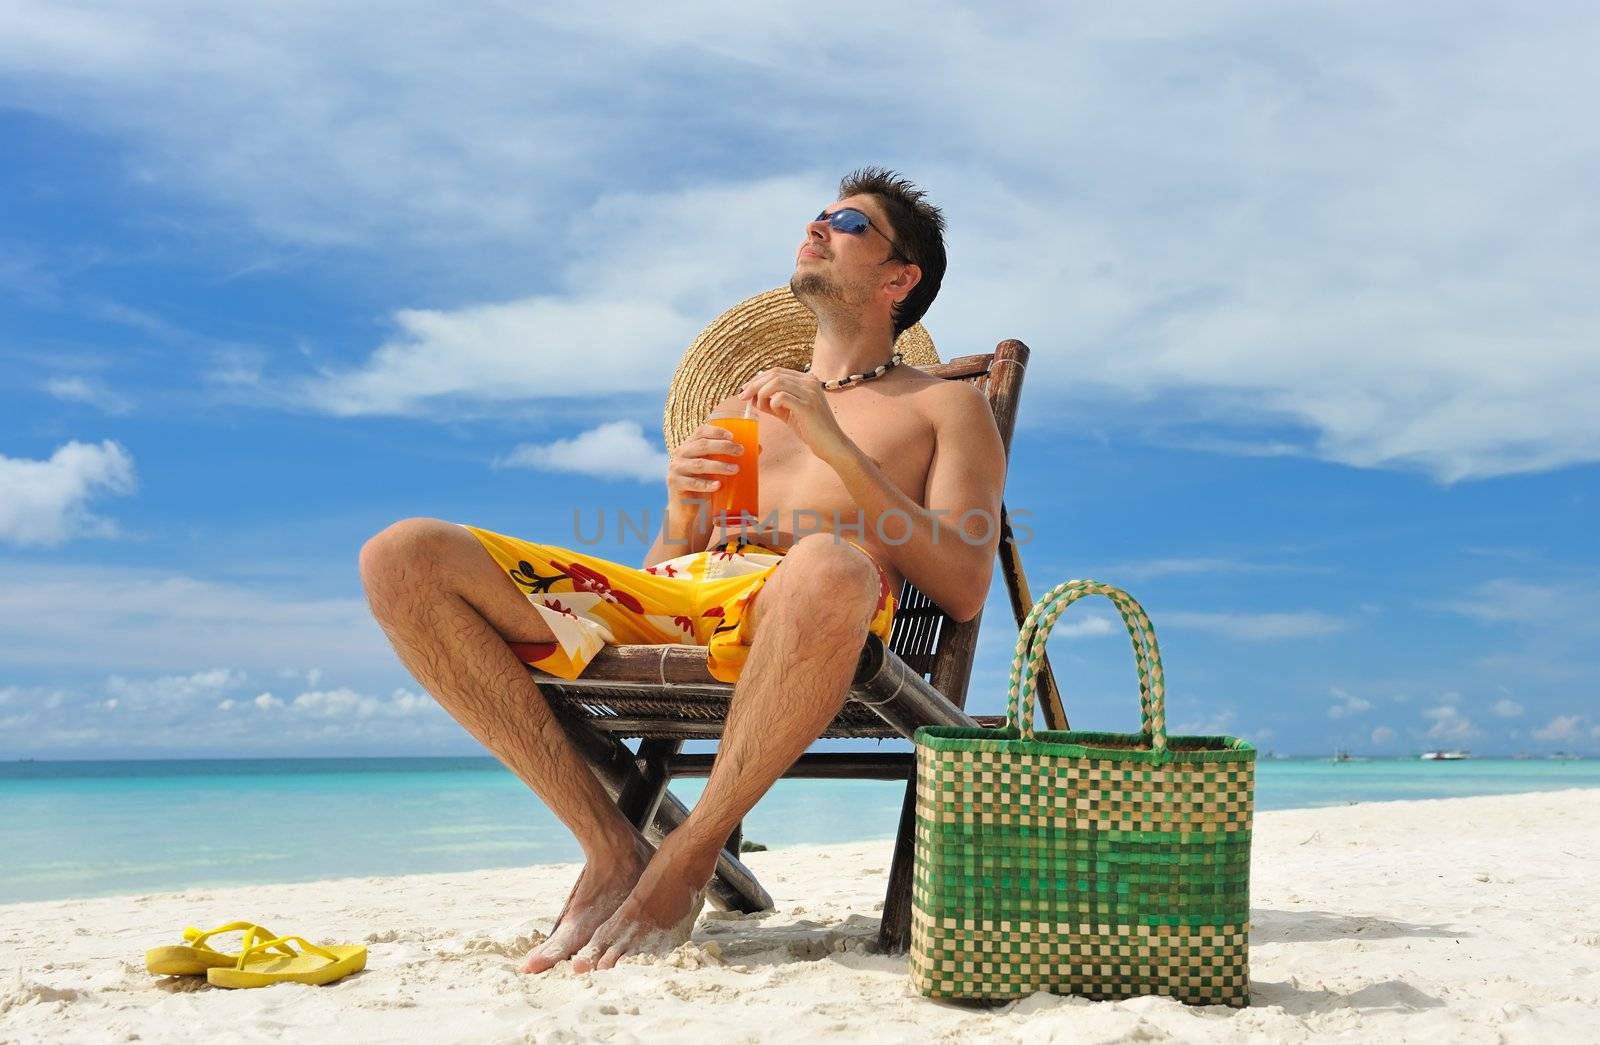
[618,738,680,829]
[877,768,920,953]
[551,711,772,913]
[652,794,771,914]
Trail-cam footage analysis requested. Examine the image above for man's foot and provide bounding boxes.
[521,844,649,974]
[570,836,712,972]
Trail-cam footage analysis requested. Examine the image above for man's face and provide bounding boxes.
[790,194,903,311]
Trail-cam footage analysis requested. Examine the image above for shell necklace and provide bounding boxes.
[803,350,904,391]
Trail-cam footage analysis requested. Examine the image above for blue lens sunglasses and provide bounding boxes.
[815,207,908,263]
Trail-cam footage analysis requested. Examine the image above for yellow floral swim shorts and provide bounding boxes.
[459,524,898,684]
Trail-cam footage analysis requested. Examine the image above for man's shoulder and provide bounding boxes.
[912,372,991,429]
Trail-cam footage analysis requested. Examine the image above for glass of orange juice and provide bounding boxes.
[707,405,760,532]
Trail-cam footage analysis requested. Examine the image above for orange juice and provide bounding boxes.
[709,416,760,526]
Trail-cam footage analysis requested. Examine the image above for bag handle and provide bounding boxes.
[1005,580,1168,758]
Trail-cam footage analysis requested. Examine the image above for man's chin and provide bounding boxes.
[789,272,837,304]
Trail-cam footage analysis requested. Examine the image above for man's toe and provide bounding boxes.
[521,950,557,974]
[570,942,601,973]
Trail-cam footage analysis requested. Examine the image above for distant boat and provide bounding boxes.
[1421,750,1470,761]
[1550,751,1582,761]
[1331,749,1368,763]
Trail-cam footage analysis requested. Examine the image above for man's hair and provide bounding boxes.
[838,167,947,338]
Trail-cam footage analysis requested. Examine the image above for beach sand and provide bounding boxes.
[3,788,1598,1043]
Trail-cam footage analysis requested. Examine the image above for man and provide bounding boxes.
[358,167,1007,972]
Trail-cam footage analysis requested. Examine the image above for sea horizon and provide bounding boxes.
[9,749,1593,765]
[5,754,1598,907]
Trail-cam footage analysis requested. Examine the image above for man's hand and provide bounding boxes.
[736,368,848,459]
[666,421,746,515]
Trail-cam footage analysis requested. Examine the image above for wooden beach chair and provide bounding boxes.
[534,339,1068,953]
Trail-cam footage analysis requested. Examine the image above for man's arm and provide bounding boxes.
[643,499,711,569]
[643,394,752,569]
[819,383,1006,622]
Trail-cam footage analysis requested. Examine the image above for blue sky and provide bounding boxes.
[1,3,1596,759]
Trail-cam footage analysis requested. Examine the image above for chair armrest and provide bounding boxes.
[850,634,979,738]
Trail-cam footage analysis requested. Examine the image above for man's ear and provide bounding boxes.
[886,262,922,304]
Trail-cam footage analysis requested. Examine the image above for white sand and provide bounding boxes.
[3,789,1598,1043]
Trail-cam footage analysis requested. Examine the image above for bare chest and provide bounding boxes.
[773,391,931,510]
[708,384,937,567]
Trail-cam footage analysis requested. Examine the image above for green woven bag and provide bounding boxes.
[909,580,1254,1007]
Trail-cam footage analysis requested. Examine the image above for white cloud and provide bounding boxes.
[1491,698,1525,718]
[290,687,433,719]
[497,420,670,483]
[1432,576,1600,687]
[1371,725,1397,746]
[0,562,391,674]
[1082,557,1331,582]
[0,685,72,711]
[0,242,61,306]
[1172,707,1237,736]
[1163,610,1348,641]
[1328,686,1373,719]
[1055,616,1118,639]
[4,5,1598,477]
[1421,704,1478,742]
[295,175,817,417]
[0,672,452,755]
[43,376,133,414]
[0,440,136,546]
[300,296,688,417]
[1531,715,1593,743]
[1431,579,1579,626]
[105,668,246,706]
[276,667,325,689]
[1028,615,1118,641]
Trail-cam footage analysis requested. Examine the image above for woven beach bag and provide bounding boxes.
[909,580,1255,1007]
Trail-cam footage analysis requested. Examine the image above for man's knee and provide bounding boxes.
[775,533,880,609]
[359,517,459,593]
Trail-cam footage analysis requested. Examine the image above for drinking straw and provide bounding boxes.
[739,401,755,532]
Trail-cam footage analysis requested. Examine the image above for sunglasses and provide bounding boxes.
[814,207,908,263]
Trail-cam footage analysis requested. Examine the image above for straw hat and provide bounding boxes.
[662,286,940,454]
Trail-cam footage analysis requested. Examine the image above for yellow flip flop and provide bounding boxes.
[205,926,367,989]
[145,921,294,977]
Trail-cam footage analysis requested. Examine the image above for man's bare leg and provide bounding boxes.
[572,534,882,971]
[359,517,650,973]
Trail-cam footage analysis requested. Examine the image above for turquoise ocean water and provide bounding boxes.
[3,755,1597,905]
